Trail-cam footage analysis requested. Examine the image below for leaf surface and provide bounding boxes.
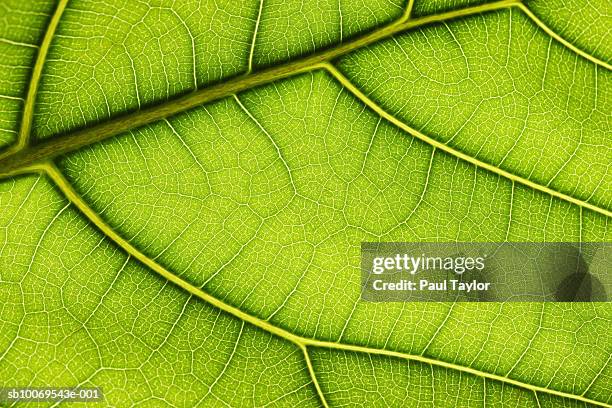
[0,0,610,407]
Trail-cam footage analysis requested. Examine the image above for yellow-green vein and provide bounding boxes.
[517,3,611,70]
[301,345,330,408]
[37,162,611,408]
[1,0,607,175]
[17,0,69,150]
[318,62,612,218]
[0,0,521,173]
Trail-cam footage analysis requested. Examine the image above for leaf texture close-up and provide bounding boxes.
[0,0,611,406]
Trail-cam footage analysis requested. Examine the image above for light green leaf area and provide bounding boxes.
[0,176,317,407]
[0,0,611,407]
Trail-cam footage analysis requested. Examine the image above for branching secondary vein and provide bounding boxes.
[318,62,612,218]
[36,162,612,408]
[18,0,69,149]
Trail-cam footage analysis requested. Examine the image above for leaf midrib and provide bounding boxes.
[1,0,609,216]
[0,0,518,172]
[38,162,611,408]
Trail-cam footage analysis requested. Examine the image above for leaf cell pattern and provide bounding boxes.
[0,0,610,406]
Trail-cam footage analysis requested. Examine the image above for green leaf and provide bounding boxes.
[0,0,610,407]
